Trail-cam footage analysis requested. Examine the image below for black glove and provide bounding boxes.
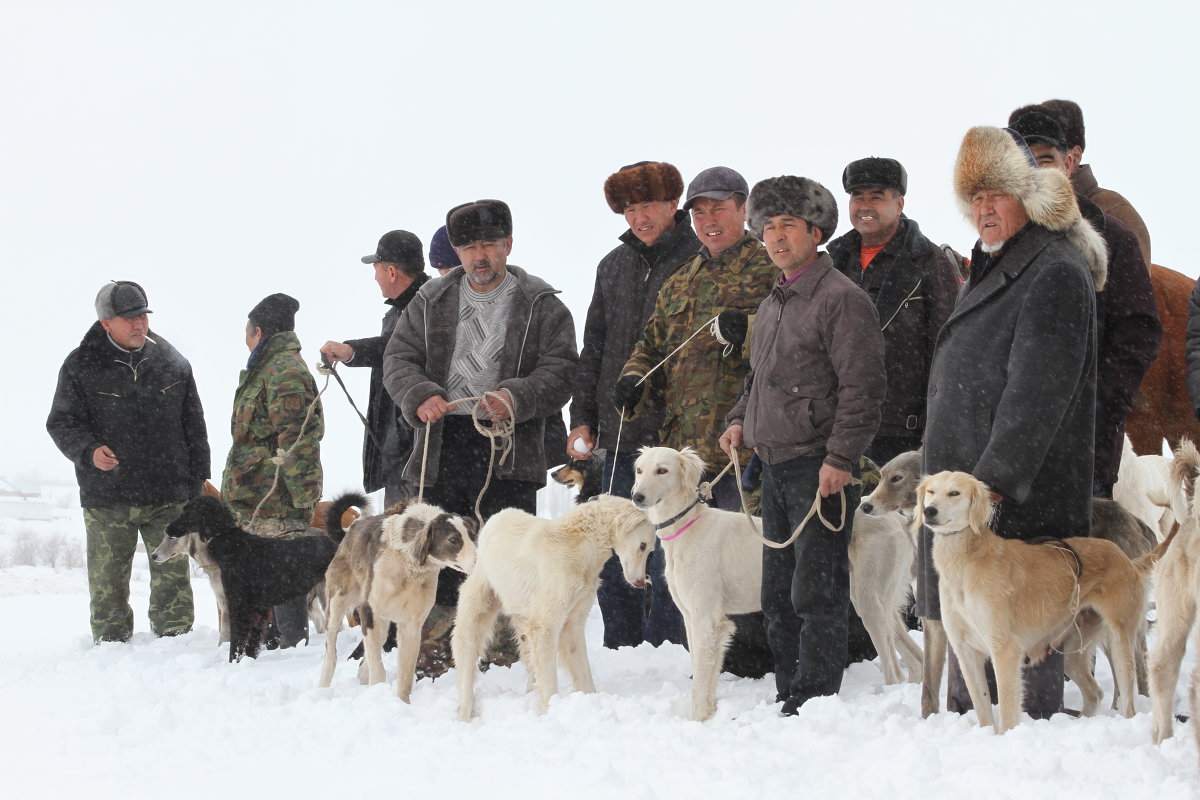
[716,310,748,348]
[611,374,645,414]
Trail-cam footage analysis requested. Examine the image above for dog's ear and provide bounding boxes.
[461,516,479,544]
[968,476,993,534]
[678,447,706,490]
[413,522,433,565]
[913,477,928,530]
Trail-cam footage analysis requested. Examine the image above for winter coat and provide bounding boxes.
[827,217,961,438]
[1080,198,1161,486]
[621,233,777,469]
[919,224,1099,617]
[382,264,577,488]
[726,253,886,469]
[1071,163,1152,268]
[47,323,210,509]
[343,274,428,493]
[570,212,700,450]
[221,331,324,523]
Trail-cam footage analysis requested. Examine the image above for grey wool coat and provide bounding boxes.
[381,264,577,488]
[918,224,1100,619]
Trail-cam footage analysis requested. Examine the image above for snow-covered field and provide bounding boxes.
[2,514,1197,800]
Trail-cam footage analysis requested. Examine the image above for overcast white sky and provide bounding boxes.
[4,0,1197,494]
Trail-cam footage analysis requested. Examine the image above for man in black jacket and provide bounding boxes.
[827,157,962,466]
[569,161,699,648]
[321,230,429,505]
[47,281,209,643]
[1008,111,1161,498]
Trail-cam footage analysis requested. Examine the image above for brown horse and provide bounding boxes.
[1125,264,1200,456]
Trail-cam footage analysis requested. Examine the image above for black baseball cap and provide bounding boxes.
[361,230,424,266]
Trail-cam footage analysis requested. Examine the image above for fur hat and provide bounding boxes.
[603,161,684,213]
[953,125,1107,290]
[842,157,907,195]
[446,200,512,247]
[747,176,838,245]
[248,293,299,333]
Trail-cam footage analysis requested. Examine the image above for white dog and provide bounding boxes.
[452,494,656,721]
[1115,435,1176,541]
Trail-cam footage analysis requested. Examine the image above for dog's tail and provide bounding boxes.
[325,491,370,543]
[1133,520,1180,576]
[1170,438,1200,524]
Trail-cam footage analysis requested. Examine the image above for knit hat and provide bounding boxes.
[747,176,839,244]
[603,161,684,213]
[842,157,908,195]
[445,199,512,247]
[248,293,300,333]
[953,125,1107,289]
[429,225,461,270]
[361,230,424,267]
[95,280,152,319]
[683,166,749,211]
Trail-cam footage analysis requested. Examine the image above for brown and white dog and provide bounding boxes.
[917,470,1173,734]
[318,494,477,702]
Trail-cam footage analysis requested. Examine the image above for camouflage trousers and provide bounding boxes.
[83,501,195,643]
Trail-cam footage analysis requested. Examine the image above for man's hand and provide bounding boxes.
[818,463,852,497]
[480,390,513,422]
[719,424,743,457]
[416,395,456,424]
[92,445,120,471]
[715,309,748,348]
[611,374,645,414]
[319,341,355,364]
[567,425,595,459]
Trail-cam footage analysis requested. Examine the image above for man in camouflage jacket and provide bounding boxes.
[47,281,208,643]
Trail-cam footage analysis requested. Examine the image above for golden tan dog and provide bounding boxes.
[917,470,1172,734]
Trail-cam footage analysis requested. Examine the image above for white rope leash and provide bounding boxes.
[250,364,330,525]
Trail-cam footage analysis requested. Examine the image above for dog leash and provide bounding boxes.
[316,357,388,456]
[415,390,516,525]
[727,448,851,549]
[250,364,330,526]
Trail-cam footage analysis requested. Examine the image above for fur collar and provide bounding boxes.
[954,126,1107,291]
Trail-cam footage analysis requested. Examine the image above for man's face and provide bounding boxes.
[689,196,746,256]
[623,200,678,247]
[455,237,512,291]
[100,314,149,350]
[848,186,904,246]
[373,262,414,299]
[244,320,263,352]
[972,191,1029,251]
[762,214,822,277]
[1029,142,1069,173]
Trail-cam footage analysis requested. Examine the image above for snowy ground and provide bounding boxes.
[2,517,1198,800]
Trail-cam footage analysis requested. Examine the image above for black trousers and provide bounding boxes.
[761,451,857,706]
[424,416,539,606]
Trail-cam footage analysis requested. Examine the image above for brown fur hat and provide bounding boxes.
[953,126,1107,290]
[603,161,684,213]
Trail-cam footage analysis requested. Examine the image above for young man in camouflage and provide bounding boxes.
[222,292,324,647]
[615,166,778,677]
[48,281,209,643]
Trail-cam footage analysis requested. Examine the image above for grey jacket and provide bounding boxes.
[726,253,886,469]
[382,264,577,487]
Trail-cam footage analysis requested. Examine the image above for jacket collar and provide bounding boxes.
[617,210,698,254]
[950,225,1046,323]
[1070,163,1099,196]
[419,262,559,306]
[385,272,430,309]
[773,252,834,300]
[682,232,761,281]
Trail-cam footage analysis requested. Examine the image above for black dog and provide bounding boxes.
[166,495,342,662]
[550,447,608,503]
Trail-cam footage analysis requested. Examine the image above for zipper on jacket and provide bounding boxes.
[97,391,121,398]
[160,381,182,394]
[880,279,924,332]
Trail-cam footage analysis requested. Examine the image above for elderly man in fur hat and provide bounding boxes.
[383,199,577,673]
[921,127,1106,719]
[720,176,886,715]
[569,161,699,649]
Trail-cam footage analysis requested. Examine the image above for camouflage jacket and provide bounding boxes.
[621,233,777,469]
[221,331,324,523]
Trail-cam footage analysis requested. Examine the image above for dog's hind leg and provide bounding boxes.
[1149,568,1196,743]
[318,591,350,688]
[1063,648,1104,716]
[1106,617,1141,719]
[452,577,501,722]
[920,619,947,717]
[895,619,923,683]
[558,591,597,695]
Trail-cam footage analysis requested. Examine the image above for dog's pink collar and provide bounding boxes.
[661,512,700,541]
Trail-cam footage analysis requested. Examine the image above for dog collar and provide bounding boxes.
[653,495,703,531]
[661,512,701,541]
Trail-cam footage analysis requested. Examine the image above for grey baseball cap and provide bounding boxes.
[95,281,152,319]
[683,166,749,210]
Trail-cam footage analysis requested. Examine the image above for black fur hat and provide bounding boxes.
[842,157,907,195]
[248,293,299,333]
[747,176,838,244]
[446,200,513,247]
[603,161,684,213]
